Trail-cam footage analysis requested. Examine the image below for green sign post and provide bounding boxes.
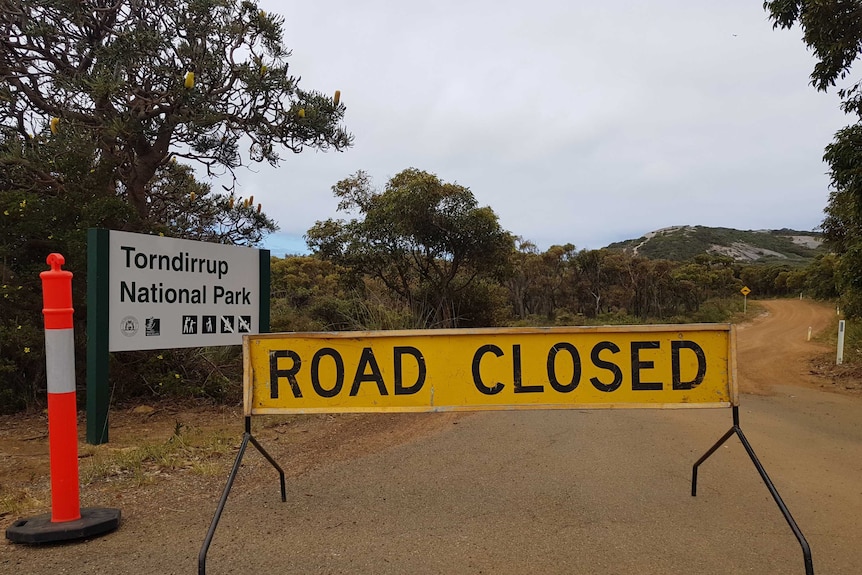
[87,229,111,444]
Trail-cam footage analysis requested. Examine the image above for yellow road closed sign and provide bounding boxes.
[244,324,737,415]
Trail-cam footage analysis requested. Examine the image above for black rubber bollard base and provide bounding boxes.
[5,507,121,544]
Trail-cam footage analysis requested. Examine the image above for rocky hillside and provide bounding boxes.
[606,226,824,264]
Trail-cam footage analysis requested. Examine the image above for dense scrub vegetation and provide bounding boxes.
[4,0,862,412]
[270,249,837,334]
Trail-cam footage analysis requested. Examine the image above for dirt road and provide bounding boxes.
[2,299,861,574]
[736,299,836,394]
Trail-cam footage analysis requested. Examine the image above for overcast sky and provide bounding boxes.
[228,0,851,256]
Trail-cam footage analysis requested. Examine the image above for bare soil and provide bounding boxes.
[0,406,459,523]
[1,298,859,574]
[737,299,862,395]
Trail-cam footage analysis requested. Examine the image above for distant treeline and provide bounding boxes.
[270,248,838,335]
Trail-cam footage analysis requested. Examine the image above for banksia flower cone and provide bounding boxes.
[334,90,341,105]
[184,71,195,89]
[50,117,59,134]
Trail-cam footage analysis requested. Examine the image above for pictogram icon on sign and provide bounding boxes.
[182,316,198,334]
[220,315,234,333]
[202,315,217,334]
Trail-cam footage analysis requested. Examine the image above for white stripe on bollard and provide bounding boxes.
[44,328,76,394]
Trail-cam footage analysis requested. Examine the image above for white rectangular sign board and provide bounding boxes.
[108,231,261,351]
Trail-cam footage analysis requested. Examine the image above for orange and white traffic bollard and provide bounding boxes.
[42,252,81,522]
[5,254,121,544]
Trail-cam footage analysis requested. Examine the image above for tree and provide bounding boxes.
[764,0,862,115]
[268,255,372,332]
[765,1,862,315]
[0,125,276,410]
[306,169,514,328]
[1,125,132,410]
[0,0,351,222]
[0,0,351,409]
[672,254,739,307]
[146,161,276,244]
[536,244,578,318]
[506,238,542,321]
[802,253,839,299]
[822,125,862,244]
[575,249,610,318]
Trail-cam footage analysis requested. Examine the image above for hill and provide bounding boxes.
[606,225,824,264]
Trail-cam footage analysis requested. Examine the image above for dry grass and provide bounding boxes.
[0,415,241,519]
[0,490,45,519]
[79,420,237,487]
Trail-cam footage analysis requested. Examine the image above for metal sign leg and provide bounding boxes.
[691,406,814,575]
[198,417,286,575]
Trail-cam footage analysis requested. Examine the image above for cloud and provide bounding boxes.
[223,0,850,255]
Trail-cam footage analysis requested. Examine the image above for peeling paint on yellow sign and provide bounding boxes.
[244,324,736,415]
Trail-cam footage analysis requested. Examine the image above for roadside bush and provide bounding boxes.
[109,347,242,404]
